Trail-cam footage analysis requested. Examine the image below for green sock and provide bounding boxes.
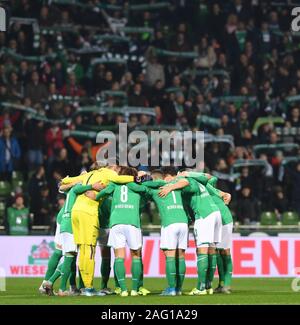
[206,253,217,289]
[176,257,186,290]
[69,256,77,287]
[113,262,120,288]
[131,258,142,291]
[166,257,176,289]
[217,251,225,287]
[114,258,127,291]
[223,254,233,287]
[78,269,84,289]
[138,262,144,289]
[197,253,208,291]
[48,260,63,285]
[101,257,111,289]
[59,255,74,292]
[45,249,62,280]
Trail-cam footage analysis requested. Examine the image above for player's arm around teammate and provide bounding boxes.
[95,179,147,297]
[140,172,189,296]
[185,172,233,294]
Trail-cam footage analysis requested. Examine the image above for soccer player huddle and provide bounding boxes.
[39,164,233,297]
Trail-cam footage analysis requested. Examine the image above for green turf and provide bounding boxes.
[0,278,299,305]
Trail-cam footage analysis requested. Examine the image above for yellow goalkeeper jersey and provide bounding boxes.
[61,168,134,216]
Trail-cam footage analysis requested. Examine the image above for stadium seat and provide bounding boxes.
[12,180,24,190]
[0,181,11,198]
[0,201,5,220]
[151,212,160,225]
[140,212,151,226]
[12,171,23,182]
[282,212,299,226]
[12,171,25,189]
[260,212,277,226]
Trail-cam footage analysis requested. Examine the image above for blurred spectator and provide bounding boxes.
[61,72,84,97]
[7,194,30,235]
[8,71,23,100]
[0,123,21,181]
[236,187,260,224]
[145,54,165,87]
[45,123,64,160]
[128,83,149,107]
[25,119,45,170]
[0,110,21,129]
[288,107,300,127]
[194,37,217,69]
[49,148,72,177]
[273,188,288,220]
[33,185,53,225]
[25,71,48,105]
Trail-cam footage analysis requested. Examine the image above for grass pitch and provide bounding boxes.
[0,277,299,305]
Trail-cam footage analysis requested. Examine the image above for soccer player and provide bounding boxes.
[44,182,102,296]
[59,165,137,296]
[207,176,233,294]
[159,172,222,296]
[139,167,189,296]
[93,167,148,297]
[180,171,232,294]
[96,169,150,296]
[97,195,114,295]
[39,196,65,294]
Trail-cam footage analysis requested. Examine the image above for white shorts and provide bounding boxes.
[217,222,233,250]
[160,223,188,250]
[54,223,63,248]
[108,224,142,250]
[61,232,77,254]
[98,228,110,247]
[194,211,222,246]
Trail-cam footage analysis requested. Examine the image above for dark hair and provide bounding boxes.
[161,166,177,176]
[119,166,138,177]
[151,169,163,175]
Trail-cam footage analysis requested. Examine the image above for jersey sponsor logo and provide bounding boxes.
[199,192,209,198]
[114,204,134,209]
[28,240,55,265]
[166,204,184,210]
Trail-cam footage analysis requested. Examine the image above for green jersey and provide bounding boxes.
[182,177,219,219]
[187,173,233,225]
[60,184,93,234]
[207,179,233,225]
[7,206,30,235]
[96,182,148,229]
[142,179,189,227]
[56,206,64,225]
[99,196,112,229]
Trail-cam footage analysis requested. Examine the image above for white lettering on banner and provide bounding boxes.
[0,236,300,277]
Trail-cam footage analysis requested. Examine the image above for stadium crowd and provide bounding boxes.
[0,0,300,233]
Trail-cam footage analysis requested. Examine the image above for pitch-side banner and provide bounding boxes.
[0,236,300,277]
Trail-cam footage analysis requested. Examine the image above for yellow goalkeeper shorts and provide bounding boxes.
[72,210,99,246]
